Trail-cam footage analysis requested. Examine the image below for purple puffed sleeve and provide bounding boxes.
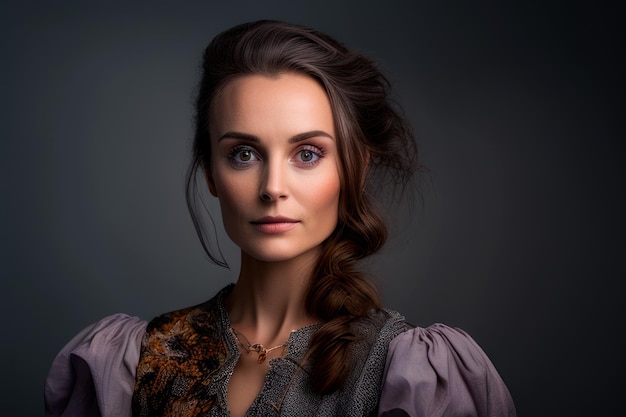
[44,313,147,417]
[378,324,516,417]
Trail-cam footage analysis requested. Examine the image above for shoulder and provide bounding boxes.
[347,308,410,378]
[134,285,232,385]
[379,323,516,417]
[70,313,147,351]
[347,309,410,375]
[45,314,148,417]
[133,287,234,415]
[47,313,147,377]
[387,323,491,364]
[141,285,229,355]
[137,298,229,370]
[145,283,232,335]
[331,309,410,415]
[351,308,409,342]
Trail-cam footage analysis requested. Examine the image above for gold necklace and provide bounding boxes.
[230,328,287,364]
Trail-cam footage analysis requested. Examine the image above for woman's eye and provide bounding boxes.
[228,146,259,166]
[300,150,315,162]
[295,147,322,165]
[238,149,253,161]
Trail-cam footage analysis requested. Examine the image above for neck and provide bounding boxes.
[225,250,319,346]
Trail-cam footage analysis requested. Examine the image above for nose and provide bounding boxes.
[259,158,288,202]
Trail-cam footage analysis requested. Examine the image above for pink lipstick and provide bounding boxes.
[251,216,299,234]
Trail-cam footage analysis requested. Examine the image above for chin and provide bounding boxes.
[241,243,322,264]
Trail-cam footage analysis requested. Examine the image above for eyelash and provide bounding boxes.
[227,145,259,168]
[226,145,325,168]
[297,145,325,166]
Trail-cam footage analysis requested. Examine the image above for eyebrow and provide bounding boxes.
[218,130,334,143]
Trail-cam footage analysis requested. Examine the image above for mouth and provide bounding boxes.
[251,216,299,233]
[252,216,299,224]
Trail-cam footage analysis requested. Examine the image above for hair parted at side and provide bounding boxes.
[185,20,419,395]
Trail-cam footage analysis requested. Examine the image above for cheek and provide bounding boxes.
[305,173,341,217]
[214,175,253,242]
[213,171,255,213]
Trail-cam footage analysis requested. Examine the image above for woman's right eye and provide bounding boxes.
[228,146,259,167]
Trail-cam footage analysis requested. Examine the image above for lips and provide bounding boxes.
[251,216,299,233]
[252,216,298,224]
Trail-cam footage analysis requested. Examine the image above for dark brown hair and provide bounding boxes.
[186,20,418,394]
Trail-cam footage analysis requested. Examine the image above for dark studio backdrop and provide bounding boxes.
[1,1,622,416]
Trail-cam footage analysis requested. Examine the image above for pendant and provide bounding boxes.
[251,343,267,364]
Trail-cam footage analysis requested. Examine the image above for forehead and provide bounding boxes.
[208,73,335,137]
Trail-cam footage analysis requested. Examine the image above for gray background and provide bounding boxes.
[2,1,622,416]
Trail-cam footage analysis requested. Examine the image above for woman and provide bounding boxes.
[45,20,516,417]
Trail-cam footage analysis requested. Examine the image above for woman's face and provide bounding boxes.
[208,73,340,263]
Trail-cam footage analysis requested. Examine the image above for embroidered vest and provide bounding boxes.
[132,285,408,417]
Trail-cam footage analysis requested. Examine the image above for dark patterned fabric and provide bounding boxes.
[132,286,234,416]
[131,285,408,417]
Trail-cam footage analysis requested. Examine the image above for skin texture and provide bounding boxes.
[206,73,340,416]
[208,73,340,265]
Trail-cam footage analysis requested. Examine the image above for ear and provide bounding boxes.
[203,163,218,197]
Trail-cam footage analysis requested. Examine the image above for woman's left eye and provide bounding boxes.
[300,150,317,162]
[294,147,323,165]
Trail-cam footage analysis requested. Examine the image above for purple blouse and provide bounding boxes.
[45,314,515,417]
